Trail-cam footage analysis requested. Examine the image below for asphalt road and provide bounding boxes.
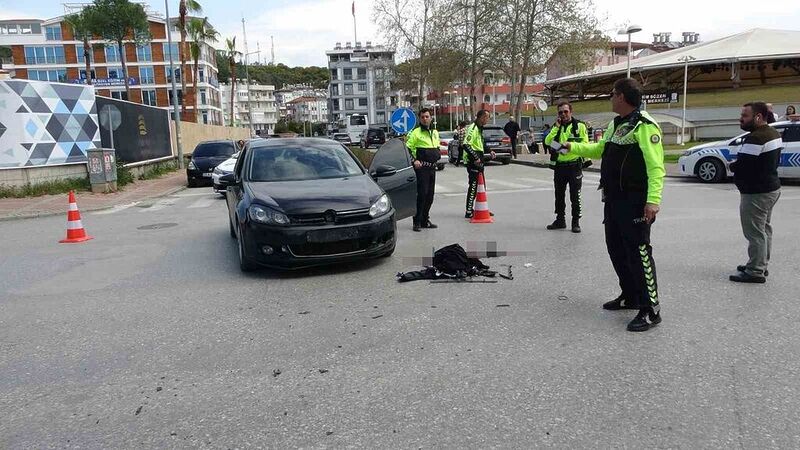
[2,164,799,448]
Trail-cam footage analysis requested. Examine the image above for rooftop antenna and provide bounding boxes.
[270,35,275,65]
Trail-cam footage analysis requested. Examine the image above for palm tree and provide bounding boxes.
[178,0,203,116]
[222,37,241,127]
[65,10,95,85]
[187,17,218,122]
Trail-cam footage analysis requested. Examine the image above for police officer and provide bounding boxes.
[544,101,589,233]
[563,78,666,332]
[406,108,440,232]
[463,110,496,218]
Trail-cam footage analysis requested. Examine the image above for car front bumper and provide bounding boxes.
[187,168,214,183]
[677,156,695,176]
[240,211,396,269]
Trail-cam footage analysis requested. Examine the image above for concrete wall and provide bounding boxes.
[171,121,250,155]
[0,163,87,187]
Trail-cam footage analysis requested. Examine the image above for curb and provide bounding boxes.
[509,159,686,178]
[0,184,187,222]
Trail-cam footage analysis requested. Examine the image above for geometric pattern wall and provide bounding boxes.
[0,79,100,168]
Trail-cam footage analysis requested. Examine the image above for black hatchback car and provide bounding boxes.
[359,128,386,148]
[187,139,237,187]
[222,138,417,271]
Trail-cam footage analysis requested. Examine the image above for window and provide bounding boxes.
[202,112,208,124]
[376,97,385,109]
[331,84,339,96]
[332,99,340,111]
[330,69,338,80]
[44,25,62,41]
[138,66,154,84]
[198,68,205,82]
[136,45,152,62]
[105,46,121,63]
[168,89,183,106]
[345,99,354,110]
[24,46,65,64]
[200,89,207,105]
[107,67,124,79]
[162,43,179,59]
[371,139,411,170]
[167,68,181,83]
[484,94,491,102]
[376,112,385,124]
[28,69,67,82]
[357,82,367,92]
[358,98,368,107]
[782,125,800,143]
[343,68,352,80]
[110,91,128,101]
[357,68,366,79]
[79,69,96,80]
[75,44,93,63]
[344,84,353,95]
[375,68,384,79]
[142,89,157,106]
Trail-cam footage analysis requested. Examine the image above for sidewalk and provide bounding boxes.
[0,171,187,221]
[510,151,685,177]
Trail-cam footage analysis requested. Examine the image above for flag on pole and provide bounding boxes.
[352,1,355,16]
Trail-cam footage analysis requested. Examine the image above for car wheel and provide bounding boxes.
[187,178,197,188]
[501,157,511,165]
[696,157,725,183]
[437,163,445,171]
[237,224,257,272]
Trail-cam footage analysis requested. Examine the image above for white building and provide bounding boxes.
[220,82,277,136]
[286,95,328,123]
[275,85,327,119]
[326,41,396,128]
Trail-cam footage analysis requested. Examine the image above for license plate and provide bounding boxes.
[307,226,362,243]
[202,173,213,177]
[486,142,500,147]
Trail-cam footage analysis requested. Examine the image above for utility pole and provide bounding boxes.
[270,35,275,65]
[164,0,183,169]
[242,16,254,137]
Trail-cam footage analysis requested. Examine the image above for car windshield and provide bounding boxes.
[249,142,364,182]
[334,134,348,139]
[483,128,506,138]
[193,142,235,157]
[439,131,454,139]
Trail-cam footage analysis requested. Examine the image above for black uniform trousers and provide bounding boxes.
[510,138,518,158]
[553,162,582,219]
[603,195,660,311]
[414,167,436,225]
[465,163,484,215]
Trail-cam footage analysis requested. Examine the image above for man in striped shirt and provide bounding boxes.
[729,102,783,283]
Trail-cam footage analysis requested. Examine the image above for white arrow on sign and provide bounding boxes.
[393,109,410,132]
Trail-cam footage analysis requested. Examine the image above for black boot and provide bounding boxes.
[602,294,638,311]
[737,265,768,277]
[627,308,662,332]
[412,219,421,232]
[422,221,438,229]
[571,218,581,233]
[546,216,566,230]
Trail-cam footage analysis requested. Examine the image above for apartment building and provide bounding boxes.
[0,10,223,125]
[285,95,328,123]
[326,41,395,128]
[220,82,277,135]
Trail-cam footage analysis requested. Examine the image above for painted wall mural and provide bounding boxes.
[0,80,100,168]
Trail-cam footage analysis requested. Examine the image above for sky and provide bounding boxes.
[1,0,799,67]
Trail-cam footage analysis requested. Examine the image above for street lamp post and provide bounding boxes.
[678,55,696,145]
[618,24,643,78]
[164,0,183,169]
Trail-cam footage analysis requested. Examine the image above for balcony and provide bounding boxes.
[25,56,66,65]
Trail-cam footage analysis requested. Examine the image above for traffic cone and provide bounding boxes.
[59,190,93,244]
[470,172,493,224]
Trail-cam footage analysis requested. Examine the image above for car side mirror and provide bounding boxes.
[371,164,397,178]
[219,173,236,186]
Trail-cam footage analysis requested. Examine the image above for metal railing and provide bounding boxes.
[24,56,67,65]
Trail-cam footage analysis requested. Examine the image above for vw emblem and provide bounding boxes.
[324,210,337,223]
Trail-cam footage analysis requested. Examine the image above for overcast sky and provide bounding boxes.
[1,0,799,67]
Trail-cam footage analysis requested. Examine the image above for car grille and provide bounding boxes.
[289,208,372,225]
[288,231,393,257]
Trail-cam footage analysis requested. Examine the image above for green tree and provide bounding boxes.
[221,37,241,126]
[187,17,218,122]
[87,0,151,100]
[179,0,203,116]
[64,10,96,85]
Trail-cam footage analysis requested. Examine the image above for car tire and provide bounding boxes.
[437,163,445,171]
[696,157,725,183]
[237,224,257,272]
[501,158,511,165]
[187,178,197,188]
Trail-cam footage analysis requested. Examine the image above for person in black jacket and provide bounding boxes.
[729,102,783,283]
[503,117,521,159]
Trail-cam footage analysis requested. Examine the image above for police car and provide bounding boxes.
[678,118,800,183]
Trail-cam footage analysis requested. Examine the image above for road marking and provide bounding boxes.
[441,187,552,197]
[174,191,215,197]
[187,197,218,209]
[139,198,175,212]
[91,202,138,215]
[490,179,530,189]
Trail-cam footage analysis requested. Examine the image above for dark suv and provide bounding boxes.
[359,128,387,148]
[481,125,513,164]
[187,140,237,187]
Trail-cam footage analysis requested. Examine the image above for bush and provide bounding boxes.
[0,177,90,198]
[138,161,177,181]
[116,160,135,187]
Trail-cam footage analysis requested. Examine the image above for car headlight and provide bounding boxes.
[213,166,224,175]
[248,205,290,225]
[369,194,391,218]
[188,161,197,170]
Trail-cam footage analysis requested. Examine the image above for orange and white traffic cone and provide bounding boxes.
[59,190,93,244]
[470,172,493,224]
